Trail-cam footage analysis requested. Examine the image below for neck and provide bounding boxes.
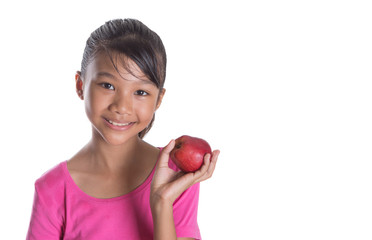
[87,131,144,174]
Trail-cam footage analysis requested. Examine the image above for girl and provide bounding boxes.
[26,18,219,240]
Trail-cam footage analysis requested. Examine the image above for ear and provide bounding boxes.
[75,71,84,100]
[156,88,166,110]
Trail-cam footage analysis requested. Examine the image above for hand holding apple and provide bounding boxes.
[151,137,219,207]
[170,135,212,173]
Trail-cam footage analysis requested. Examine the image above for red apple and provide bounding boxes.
[170,135,212,173]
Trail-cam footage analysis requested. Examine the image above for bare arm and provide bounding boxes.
[150,140,219,240]
[150,200,176,240]
[151,201,195,240]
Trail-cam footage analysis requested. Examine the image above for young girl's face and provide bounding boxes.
[77,51,165,145]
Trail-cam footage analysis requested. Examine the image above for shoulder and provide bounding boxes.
[141,140,161,156]
[28,162,67,237]
[34,161,67,197]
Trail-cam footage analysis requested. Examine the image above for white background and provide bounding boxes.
[1,0,371,239]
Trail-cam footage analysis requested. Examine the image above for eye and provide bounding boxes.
[100,83,115,90]
[135,90,149,96]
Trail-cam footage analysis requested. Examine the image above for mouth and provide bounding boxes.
[103,118,134,129]
[106,119,132,126]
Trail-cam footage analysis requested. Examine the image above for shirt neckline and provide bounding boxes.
[61,148,162,202]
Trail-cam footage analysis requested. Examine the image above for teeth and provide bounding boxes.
[108,120,131,126]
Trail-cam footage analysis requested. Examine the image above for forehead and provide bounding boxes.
[85,51,152,84]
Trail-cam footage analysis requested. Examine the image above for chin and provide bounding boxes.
[101,134,139,146]
[92,122,148,146]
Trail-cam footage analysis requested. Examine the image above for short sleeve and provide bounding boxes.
[167,156,201,239]
[27,163,66,240]
[173,182,201,239]
[26,182,64,240]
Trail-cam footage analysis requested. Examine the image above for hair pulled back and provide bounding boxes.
[80,19,167,139]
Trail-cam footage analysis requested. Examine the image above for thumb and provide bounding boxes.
[157,139,175,168]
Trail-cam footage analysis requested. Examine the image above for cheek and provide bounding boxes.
[136,100,157,121]
[84,88,107,119]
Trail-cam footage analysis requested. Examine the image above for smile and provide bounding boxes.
[107,119,132,126]
[103,118,134,130]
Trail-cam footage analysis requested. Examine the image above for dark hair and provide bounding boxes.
[80,18,167,138]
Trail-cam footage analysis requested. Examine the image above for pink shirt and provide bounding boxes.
[26,156,201,240]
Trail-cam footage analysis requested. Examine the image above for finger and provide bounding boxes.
[195,150,220,182]
[205,150,220,177]
[157,139,175,168]
[172,153,215,194]
[192,153,212,180]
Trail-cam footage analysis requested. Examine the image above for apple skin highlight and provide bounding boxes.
[170,135,212,173]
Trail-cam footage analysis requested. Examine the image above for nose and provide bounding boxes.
[110,91,133,115]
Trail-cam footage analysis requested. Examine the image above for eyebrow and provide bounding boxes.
[96,71,155,85]
[96,71,117,80]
